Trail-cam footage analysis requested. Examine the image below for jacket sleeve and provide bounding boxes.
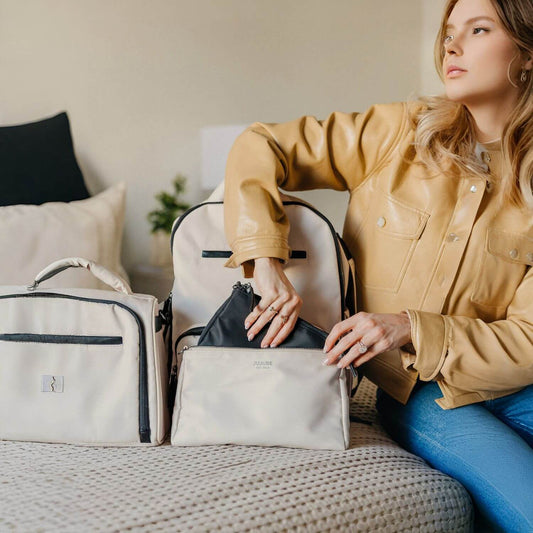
[223,103,408,274]
[403,266,533,406]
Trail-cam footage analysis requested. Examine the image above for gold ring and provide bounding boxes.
[268,306,278,314]
[280,315,289,324]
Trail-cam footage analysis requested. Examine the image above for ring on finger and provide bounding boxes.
[358,341,368,354]
[279,314,289,324]
[268,306,278,314]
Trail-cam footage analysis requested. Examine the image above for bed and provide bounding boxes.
[0,112,473,532]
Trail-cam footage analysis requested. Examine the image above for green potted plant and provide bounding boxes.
[147,174,190,267]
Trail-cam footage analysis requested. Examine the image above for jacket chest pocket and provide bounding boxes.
[471,228,532,309]
[352,193,429,292]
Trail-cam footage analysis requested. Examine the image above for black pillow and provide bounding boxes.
[0,112,90,206]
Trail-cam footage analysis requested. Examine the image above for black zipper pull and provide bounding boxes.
[233,281,252,292]
[232,282,255,311]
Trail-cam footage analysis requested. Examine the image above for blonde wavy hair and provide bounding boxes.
[409,0,533,209]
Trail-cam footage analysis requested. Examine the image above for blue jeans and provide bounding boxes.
[376,382,533,532]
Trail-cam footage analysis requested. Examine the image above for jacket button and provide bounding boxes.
[470,185,478,193]
[376,216,386,228]
[526,252,533,263]
[509,248,519,259]
[447,233,460,242]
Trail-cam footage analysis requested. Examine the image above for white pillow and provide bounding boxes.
[0,183,127,290]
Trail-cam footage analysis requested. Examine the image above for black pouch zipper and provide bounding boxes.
[0,292,151,443]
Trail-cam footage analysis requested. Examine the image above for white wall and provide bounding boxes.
[0,0,446,269]
[421,0,447,95]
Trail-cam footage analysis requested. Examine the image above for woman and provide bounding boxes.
[223,0,533,530]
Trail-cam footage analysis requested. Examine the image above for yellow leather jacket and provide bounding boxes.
[223,101,533,408]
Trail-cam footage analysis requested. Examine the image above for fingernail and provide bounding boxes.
[244,323,250,330]
[337,361,343,368]
[270,343,277,348]
[322,358,330,366]
[323,346,327,353]
[248,333,254,341]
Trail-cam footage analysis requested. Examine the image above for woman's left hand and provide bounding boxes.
[323,312,412,368]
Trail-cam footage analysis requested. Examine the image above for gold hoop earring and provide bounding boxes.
[507,52,520,88]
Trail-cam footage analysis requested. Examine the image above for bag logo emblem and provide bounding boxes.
[41,375,64,393]
[253,361,272,370]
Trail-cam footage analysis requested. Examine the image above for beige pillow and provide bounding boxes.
[0,183,127,290]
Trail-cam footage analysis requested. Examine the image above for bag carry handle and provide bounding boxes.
[27,257,133,295]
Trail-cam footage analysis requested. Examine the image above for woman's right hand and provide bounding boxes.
[245,257,302,348]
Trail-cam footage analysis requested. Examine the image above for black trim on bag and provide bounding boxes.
[170,202,220,255]
[201,250,231,258]
[171,200,347,319]
[201,250,307,259]
[173,326,204,357]
[0,334,123,345]
[337,234,356,317]
[161,293,173,380]
[0,292,151,444]
[169,326,204,409]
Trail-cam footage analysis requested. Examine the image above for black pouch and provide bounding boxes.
[198,282,328,349]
